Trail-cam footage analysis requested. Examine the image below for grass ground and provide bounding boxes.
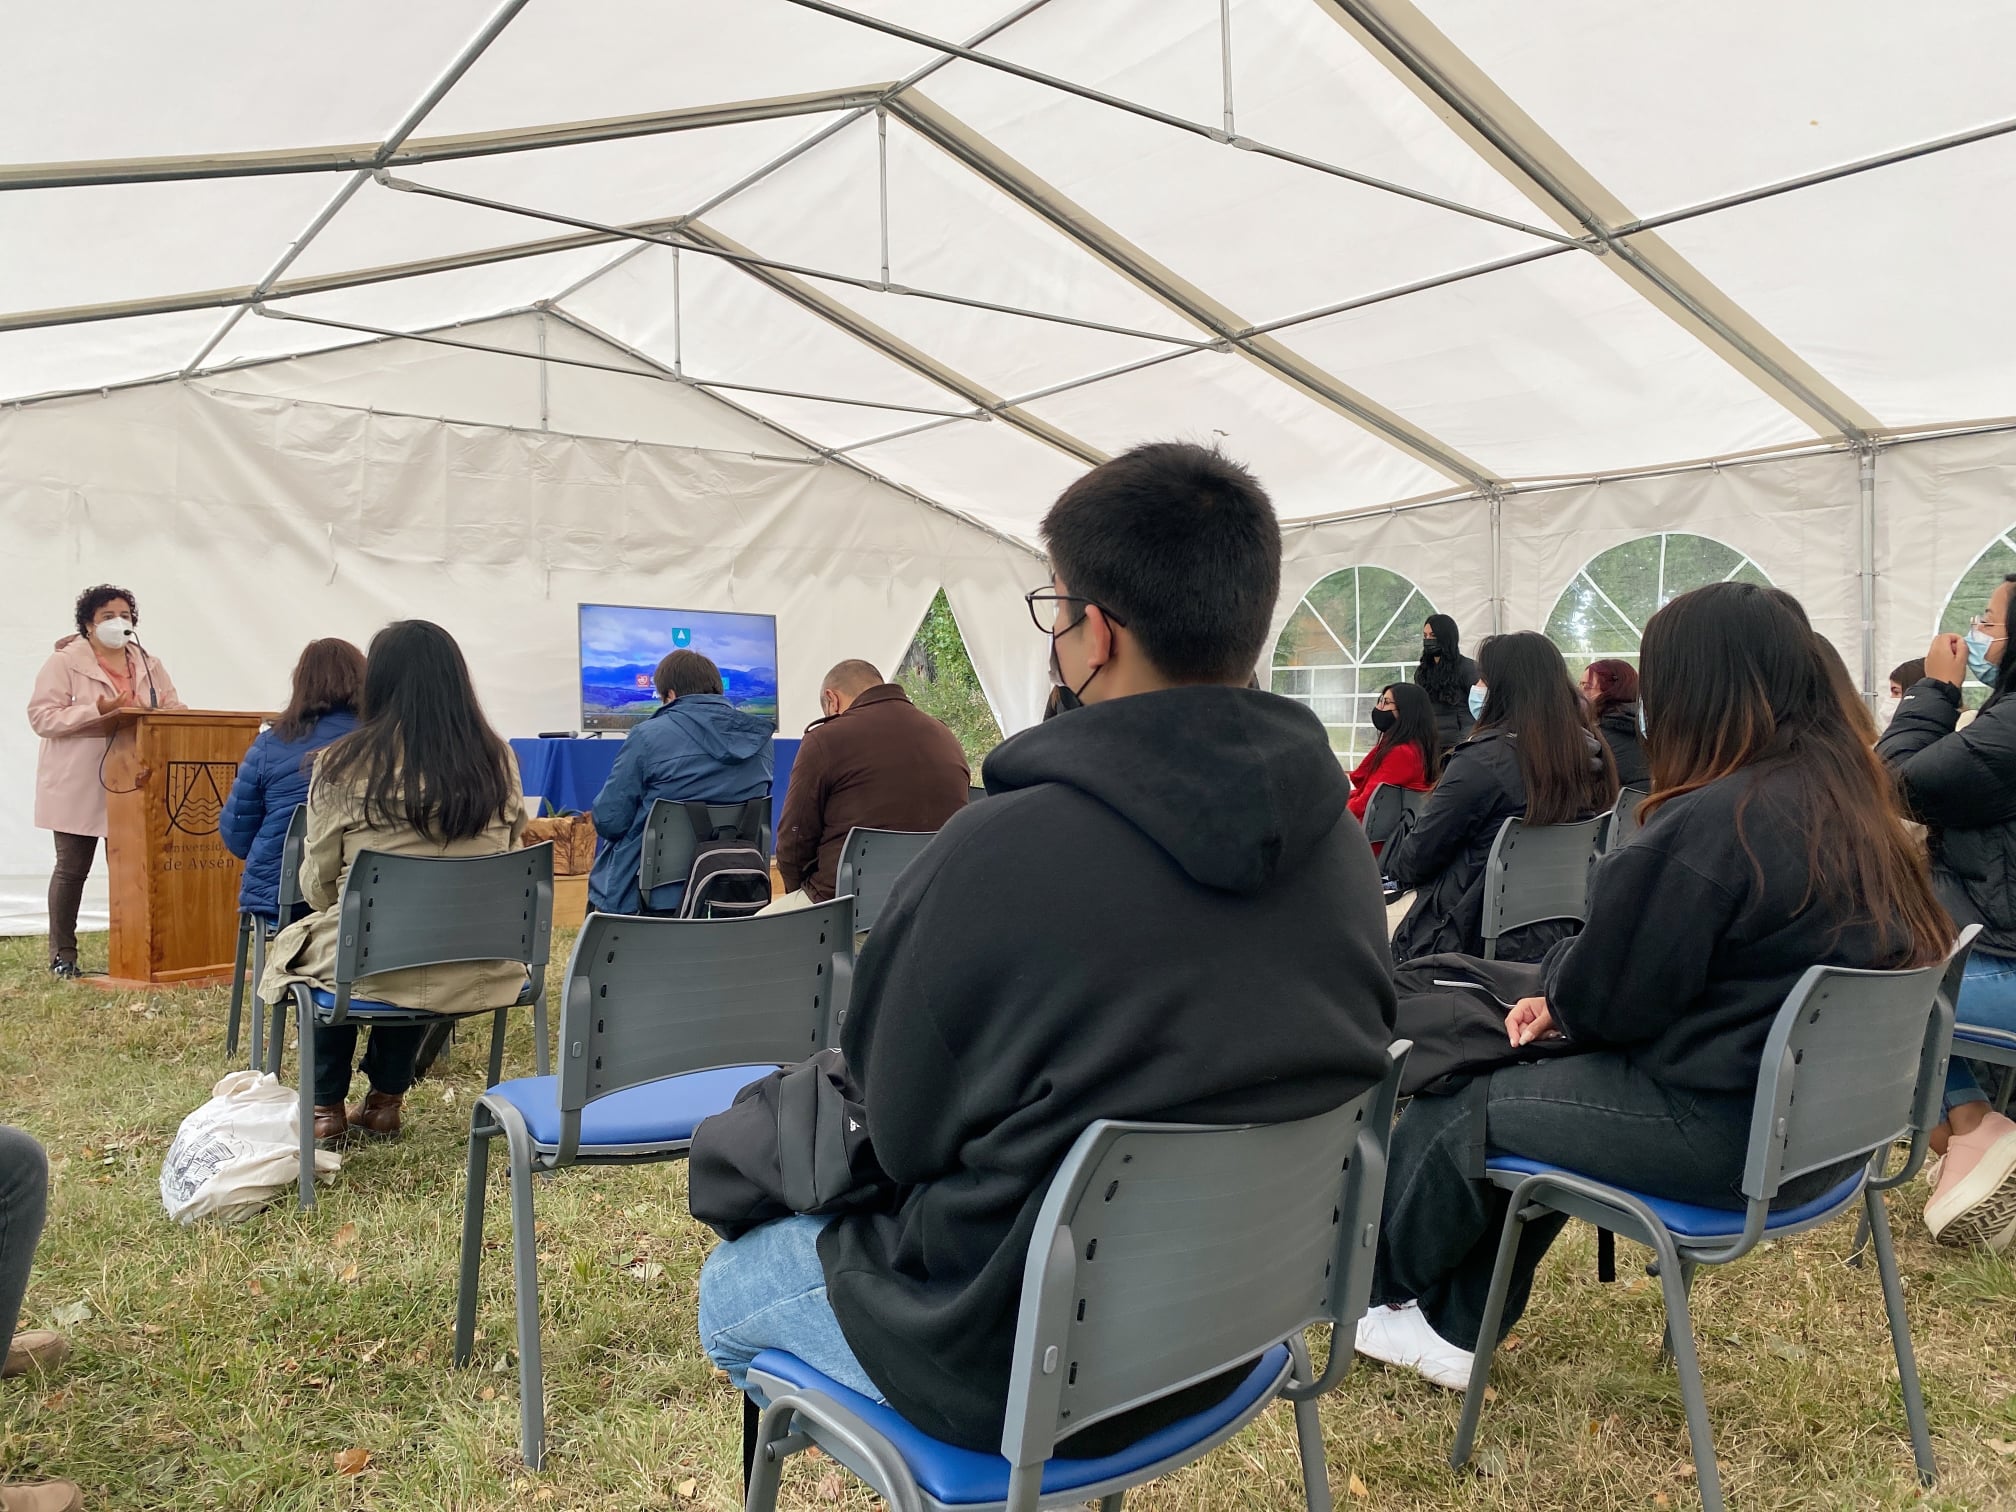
[3,931,2016,1510]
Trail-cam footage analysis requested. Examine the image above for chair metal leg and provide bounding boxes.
[496,1106,547,1468]
[743,1400,794,1512]
[1451,1199,1531,1469]
[1848,1208,1872,1269]
[295,988,317,1211]
[453,1106,497,1368]
[1597,1226,1617,1282]
[486,1008,507,1088]
[1287,1333,1332,1512]
[1996,1064,2016,1116]
[1658,1260,1697,1367]
[1865,1188,1937,1485]
[225,913,250,1060]
[532,985,550,1078]
[1097,1495,1125,1511]
[249,923,269,1071]
[1649,1236,1722,1512]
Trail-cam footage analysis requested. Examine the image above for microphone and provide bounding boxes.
[127,631,159,709]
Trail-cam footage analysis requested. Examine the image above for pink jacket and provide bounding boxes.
[29,635,184,837]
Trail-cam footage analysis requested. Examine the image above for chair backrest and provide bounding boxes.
[553,901,856,1162]
[276,804,309,915]
[968,785,987,805]
[1607,786,1650,852]
[331,842,554,1016]
[1479,815,1606,957]
[997,1042,1411,1470]
[637,796,772,896]
[1739,927,1980,1220]
[1360,784,1424,847]
[834,827,936,935]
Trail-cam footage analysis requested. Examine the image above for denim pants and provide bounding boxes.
[1946,950,2016,1117]
[1372,1049,1850,1351]
[697,1215,884,1401]
[311,1023,426,1105]
[0,1127,49,1362]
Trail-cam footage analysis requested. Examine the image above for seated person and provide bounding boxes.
[1889,657,1927,702]
[1347,682,1439,852]
[219,638,364,927]
[694,441,1397,1453]
[766,659,969,911]
[1358,583,1951,1387]
[1579,657,1648,788]
[586,650,773,916]
[259,620,528,1146]
[1387,632,1616,964]
[0,1126,81,1511]
[1879,578,2016,1248]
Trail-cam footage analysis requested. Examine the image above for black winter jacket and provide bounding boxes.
[1386,728,1604,964]
[1415,654,1479,753]
[1597,702,1650,789]
[817,686,1397,1452]
[1878,677,2016,955]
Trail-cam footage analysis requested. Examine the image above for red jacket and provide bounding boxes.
[775,685,970,901]
[1346,739,1432,821]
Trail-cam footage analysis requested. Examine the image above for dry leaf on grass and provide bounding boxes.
[1347,1471,1369,1498]
[675,1479,698,1500]
[331,1222,358,1249]
[1985,1435,2016,1456]
[49,1300,90,1328]
[479,1386,497,1402]
[337,1263,360,1284]
[332,1447,371,1476]
[625,1258,665,1282]
[246,1278,264,1297]
[815,1470,843,1500]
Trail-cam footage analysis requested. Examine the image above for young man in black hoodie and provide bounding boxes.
[695,441,1398,1453]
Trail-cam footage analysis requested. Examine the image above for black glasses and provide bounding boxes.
[1025,587,1128,633]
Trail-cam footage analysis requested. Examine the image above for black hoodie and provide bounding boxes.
[818,685,1396,1451]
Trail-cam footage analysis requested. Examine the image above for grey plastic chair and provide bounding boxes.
[1478,814,1606,960]
[455,900,856,1470]
[1605,785,1650,853]
[231,805,308,1071]
[835,827,936,937]
[1452,932,1976,1511]
[280,842,554,1209]
[637,795,772,914]
[1360,783,1425,849]
[968,784,987,804]
[743,1041,1412,1512]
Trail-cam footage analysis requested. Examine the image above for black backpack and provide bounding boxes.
[677,800,773,919]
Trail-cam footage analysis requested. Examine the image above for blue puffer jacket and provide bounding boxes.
[219,710,358,922]
[588,694,773,914]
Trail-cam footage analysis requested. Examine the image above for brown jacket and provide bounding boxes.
[775,685,969,902]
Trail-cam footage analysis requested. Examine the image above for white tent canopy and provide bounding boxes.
[5,0,2016,915]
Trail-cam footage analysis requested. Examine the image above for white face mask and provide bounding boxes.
[92,617,133,650]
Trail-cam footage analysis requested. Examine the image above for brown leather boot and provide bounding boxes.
[348,1091,403,1140]
[312,1104,348,1146]
[1,1331,68,1379]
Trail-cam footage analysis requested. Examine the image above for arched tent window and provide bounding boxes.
[898,589,1004,766]
[1271,566,1435,761]
[1937,527,2016,705]
[1547,532,1771,675]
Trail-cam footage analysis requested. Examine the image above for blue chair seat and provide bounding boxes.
[1955,1023,2016,1055]
[748,1344,1290,1507]
[483,1065,778,1155]
[309,979,534,1018]
[1488,1155,1866,1241]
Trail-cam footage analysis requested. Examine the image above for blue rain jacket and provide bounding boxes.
[218,710,358,922]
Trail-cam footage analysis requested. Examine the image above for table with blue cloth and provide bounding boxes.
[509,736,802,852]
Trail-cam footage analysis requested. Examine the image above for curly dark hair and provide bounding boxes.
[73,584,137,638]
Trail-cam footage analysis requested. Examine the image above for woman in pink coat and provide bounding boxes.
[27,585,183,978]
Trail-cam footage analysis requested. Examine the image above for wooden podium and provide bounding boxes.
[103,710,265,986]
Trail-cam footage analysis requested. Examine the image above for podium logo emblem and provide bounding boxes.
[166,761,236,836]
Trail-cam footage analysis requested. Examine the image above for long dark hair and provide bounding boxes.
[1414,613,1467,705]
[1640,582,1948,966]
[1986,573,2016,711]
[1373,682,1442,776]
[313,620,515,842]
[1583,658,1639,721]
[273,638,365,742]
[1474,631,1617,825]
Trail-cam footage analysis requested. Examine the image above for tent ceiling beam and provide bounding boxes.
[546,0,1065,314]
[177,0,538,376]
[781,0,1586,249]
[250,305,983,416]
[0,88,889,192]
[1317,0,1880,443]
[617,219,1109,468]
[374,171,1214,350]
[892,92,1499,490]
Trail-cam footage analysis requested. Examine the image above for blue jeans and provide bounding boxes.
[698,1215,884,1402]
[1948,950,2016,1117]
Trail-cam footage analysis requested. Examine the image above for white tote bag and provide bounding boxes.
[160,1070,339,1224]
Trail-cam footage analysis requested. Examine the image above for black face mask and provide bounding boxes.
[1047,630,1097,713]
[1370,707,1398,733]
[1423,638,1441,657]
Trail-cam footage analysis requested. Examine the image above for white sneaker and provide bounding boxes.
[1354,1302,1476,1391]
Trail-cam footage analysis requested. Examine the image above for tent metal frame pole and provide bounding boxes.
[1219,0,1237,137]
[376,171,1212,350]
[779,0,1585,248]
[536,309,549,430]
[877,106,893,289]
[1860,445,1879,704]
[547,0,1063,310]
[1488,487,1505,634]
[177,0,537,375]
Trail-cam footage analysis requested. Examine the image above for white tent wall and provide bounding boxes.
[1876,429,2016,658]
[1275,492,1494,654]
[0,368,1041,936]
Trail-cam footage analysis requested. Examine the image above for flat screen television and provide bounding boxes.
[578,603,779,732]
